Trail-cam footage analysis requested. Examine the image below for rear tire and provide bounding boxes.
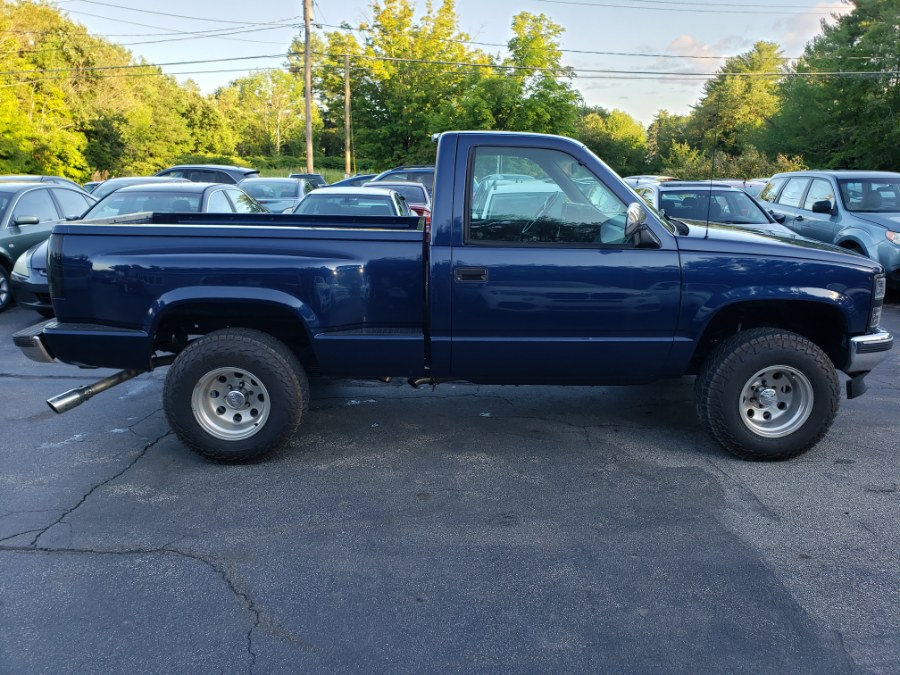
[695,328,839,460]
[164,328,309,462]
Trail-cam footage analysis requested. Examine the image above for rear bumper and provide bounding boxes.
[12,319,56,363]
[12,321,153,369]
[845,329,893,374]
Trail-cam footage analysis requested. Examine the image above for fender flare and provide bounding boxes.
[146,285,320,340]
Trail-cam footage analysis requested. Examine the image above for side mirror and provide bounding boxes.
[811,199,834,215]
[769,210,787,224]
[624,202,647,238]
[14,215,40,226]
[624,202,660,248]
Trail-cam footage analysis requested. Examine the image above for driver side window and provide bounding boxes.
[467,146,627,246]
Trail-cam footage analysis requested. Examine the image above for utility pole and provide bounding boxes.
[303,0,314,174]
[344,53,351,178]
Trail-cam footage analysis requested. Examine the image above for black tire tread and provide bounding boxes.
[0,265,11,313]
[696,328,839,461]
[164,328,309,462]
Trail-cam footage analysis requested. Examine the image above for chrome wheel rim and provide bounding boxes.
[0,272,8,307]
[739,365,813,438]
[191,367,271,441]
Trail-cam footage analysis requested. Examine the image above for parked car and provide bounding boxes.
[363,180,431,226]
[89,176,192,201]
[292,186,412,217]
[759,170,900,288]
[237,177,316,213]
[11,183,264,316]
[633,181,799,238]
[370,165,435,194]
[0,182,97,312]
[328,173,377,188]
[288,172,328,188]
[623,175,678,187]
[155,164,259,184]
[718,178,768,197]
[0,175,87,191]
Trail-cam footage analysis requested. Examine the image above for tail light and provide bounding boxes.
[48,233,64,299]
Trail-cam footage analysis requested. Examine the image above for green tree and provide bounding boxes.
[646,110,689,171]
[577,108,648,176]
[761,0,899,169]
[684,41,784,156]
[347,0,481,164]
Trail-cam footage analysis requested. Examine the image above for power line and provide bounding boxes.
[314,22,882,62]
[62,0,299,27]
[531,0,847,14]
[0,46,892,80]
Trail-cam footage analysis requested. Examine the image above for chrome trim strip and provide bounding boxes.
[20,334,56,363]
[846,330,893,374]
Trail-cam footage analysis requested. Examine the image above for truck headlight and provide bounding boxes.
[887,231,900,245]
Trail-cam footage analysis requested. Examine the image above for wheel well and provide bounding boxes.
[153,302,319,372]
[691,300,847,373]
[0,256,11,273]
[839,240,864,254]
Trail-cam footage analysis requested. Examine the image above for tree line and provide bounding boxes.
[0,0,896,182]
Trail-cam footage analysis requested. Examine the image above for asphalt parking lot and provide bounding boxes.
[1,301,898,674]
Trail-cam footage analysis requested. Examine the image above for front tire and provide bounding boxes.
[164,328,309,462]
[695,328,839,460]
[0,266,11,313]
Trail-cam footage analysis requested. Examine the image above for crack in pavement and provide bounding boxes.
[0,543,264,673]
[165,548,261,673]
[28,430,171,548]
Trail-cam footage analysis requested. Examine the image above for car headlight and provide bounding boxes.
[887,231,900,245]
[11,248,33,278]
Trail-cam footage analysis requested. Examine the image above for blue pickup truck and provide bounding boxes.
[13,132,894,463]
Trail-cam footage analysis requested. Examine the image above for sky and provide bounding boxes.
[53,0,849,126]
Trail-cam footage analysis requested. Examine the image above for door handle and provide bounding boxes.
[455,267,488,282]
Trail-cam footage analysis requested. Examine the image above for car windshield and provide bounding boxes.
[838,178,900,213]
[294,194,397,216]
[658,189,769,225]
[240,181,299,200]
[85,191,202,218]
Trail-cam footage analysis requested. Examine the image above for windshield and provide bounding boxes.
[240,181,300,200]
[657,189,769,225]
[377,184,427,204]
[838,178,900,213]
[294,194,397,216]
[86,191,202,218]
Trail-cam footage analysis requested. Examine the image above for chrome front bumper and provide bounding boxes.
[846,330,893,374]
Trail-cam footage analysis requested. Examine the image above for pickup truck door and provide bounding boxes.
[445,141,681,384]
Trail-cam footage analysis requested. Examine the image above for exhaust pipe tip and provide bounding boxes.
[47,388,88,414]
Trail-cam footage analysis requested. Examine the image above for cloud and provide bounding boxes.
[772,2,848,57]
[658,34,754,75]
